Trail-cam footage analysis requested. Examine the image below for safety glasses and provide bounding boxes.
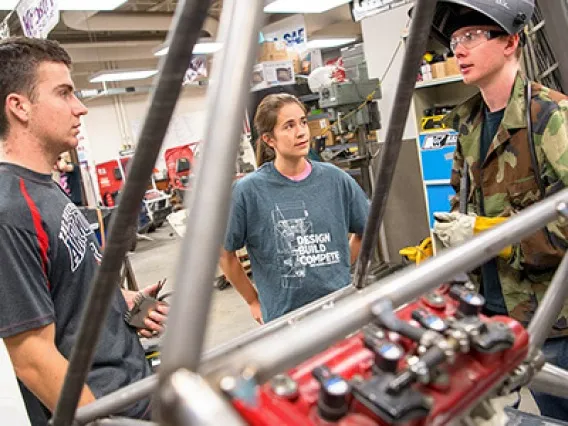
[450,29,508,53]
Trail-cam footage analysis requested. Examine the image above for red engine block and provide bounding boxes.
[231,284,529,425]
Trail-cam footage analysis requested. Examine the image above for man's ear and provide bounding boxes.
[504,33,519,58]
[5,93,31,124]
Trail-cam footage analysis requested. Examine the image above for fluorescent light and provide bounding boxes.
[0,0,127,10]
[154,42,222,57]
[89,69,157,83]
[307,38,357,49]
[264,0,350,13]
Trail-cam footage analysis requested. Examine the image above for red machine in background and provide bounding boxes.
[96,157,129,208]
[164,143,199,200]
[95,156,172,233]
[230,279,529,426]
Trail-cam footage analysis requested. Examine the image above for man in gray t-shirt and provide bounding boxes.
[0,37,166,425]
[0,164,153,424]
[224,161,369,322]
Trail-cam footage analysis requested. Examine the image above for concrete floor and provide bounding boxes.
[129,223,258,350]
[129,223,540,416]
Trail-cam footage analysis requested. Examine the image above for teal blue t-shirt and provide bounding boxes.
[224,161,369,322]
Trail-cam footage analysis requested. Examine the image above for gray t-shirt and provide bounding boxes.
[224,161,369,322]
[0,163,151,424]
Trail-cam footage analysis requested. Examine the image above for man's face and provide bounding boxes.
[264,103,310,161]
[450,25,514,86]
[27,61,87,155]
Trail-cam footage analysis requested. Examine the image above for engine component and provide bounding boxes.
[229,282,529,425]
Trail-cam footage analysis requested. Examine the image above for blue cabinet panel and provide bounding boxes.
[425,184,456,228]
[419,131,458,181]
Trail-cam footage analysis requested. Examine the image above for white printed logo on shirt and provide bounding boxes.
[59,204,102,272]
[272,201,340,289]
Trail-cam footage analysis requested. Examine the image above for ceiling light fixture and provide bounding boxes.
[0,0,127,10]
[154,42,223,57]
[264,0,351,13]
[89,69,158,83]
[306,38,357,49]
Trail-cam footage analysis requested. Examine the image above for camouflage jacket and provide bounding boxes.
[444,72,568,335]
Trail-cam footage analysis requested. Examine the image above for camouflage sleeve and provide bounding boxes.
[449,143,464,212]
[539,100,568,240]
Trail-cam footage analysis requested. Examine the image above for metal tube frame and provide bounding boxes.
[51,1,212,425]
[68,0,568,423]
[77,376,158,425]
[531,362,568,399]
[159,370,245,426]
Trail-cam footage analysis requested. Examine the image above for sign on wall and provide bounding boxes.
[16,0,59,39]
[351,0,413,22]
[262,14,307,53]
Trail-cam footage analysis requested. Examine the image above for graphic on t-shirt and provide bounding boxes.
[272,201,340,289]
[59,204,102,271]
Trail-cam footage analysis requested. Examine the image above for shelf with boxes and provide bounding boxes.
[251,40,316,92]
[410,42,479,228]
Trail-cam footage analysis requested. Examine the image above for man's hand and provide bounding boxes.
[249,299,264,324]
[434,212,512,258]
[433,212,476,248]
[122,281,169,338]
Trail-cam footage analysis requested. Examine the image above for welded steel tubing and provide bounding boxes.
[354,0,439,289]
[51,2,212,425]
[160,370,245,426]
[201,188,568,384]
[76,376,158,425]
[157,0,264,381]
[530,362,568,398]
[527,251,568,357]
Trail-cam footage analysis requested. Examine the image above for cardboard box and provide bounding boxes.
[308,118,333,147]
[251,60,295,92]
[258,41,289,62]
[445,56,460,76]
[431,61,446,79]
[288,50,301,74]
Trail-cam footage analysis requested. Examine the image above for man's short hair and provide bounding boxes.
[0,37,71,140]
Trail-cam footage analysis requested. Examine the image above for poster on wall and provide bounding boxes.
[183,55,208,85]
[16,0,60,39]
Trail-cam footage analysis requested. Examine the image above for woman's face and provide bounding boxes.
[263,103,310,161]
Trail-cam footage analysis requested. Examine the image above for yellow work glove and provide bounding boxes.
[473,216,512,259]
[433,212,511,259]
[399,237,433,264]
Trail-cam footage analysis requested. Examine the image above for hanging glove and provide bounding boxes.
[433,212,511,259]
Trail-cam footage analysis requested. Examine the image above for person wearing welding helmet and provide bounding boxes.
[425,0,568,419]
